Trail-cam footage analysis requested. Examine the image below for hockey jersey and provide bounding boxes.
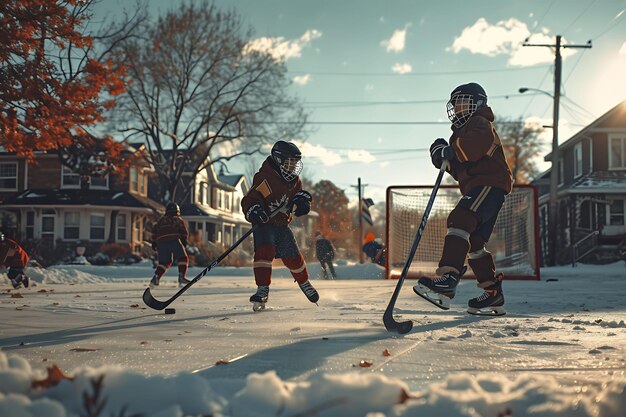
[0,238,29,268]
[153,216,188,243]
[241,157,303,227]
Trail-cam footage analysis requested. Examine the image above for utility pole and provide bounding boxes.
[351,178,368,263]
[523,35,591,266]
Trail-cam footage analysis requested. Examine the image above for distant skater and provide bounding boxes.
[0,233,30,289]
[150,203,190,289]
[315,231,337,279]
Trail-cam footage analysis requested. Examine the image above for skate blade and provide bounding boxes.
[413,284,451,310]
[252,301,266,312]
[467,306,506,316]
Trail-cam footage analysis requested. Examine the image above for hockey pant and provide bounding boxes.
[253,225,309,286]
[438,185,506,287]
[155,239,188,278]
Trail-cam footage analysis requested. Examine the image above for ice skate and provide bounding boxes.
[413,268,464,310]
[10,274,29,290]
[467,273,506,316]
[149,275,160,289]
[250,285,269,311]
[299,280,319,304]
[178,275,191,288]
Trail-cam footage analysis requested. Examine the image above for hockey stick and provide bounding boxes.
[383,161,448,334]
[143,201,291,310]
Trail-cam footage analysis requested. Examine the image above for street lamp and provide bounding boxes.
[519,86,560,266]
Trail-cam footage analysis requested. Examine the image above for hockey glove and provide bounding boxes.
[430,138,455,168]
[246,204,269,224]
[292,190,312,217]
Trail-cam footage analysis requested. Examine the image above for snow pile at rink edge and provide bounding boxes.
[0,350,624,417]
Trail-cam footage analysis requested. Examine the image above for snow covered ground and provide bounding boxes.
[0,261,625,417]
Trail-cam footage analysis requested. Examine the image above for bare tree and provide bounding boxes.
[110,1,308,204]
[496,116,546,184]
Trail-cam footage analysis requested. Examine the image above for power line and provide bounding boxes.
[287,65,550,77]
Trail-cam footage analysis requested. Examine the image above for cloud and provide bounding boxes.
[392,63,412,74]
[620,42,626,55]
[292,141,376,166]
[448,18,575,66]
[381,26,409,52]
[244,29,322,61]
[293,74,311,86]
[346,149,376,163]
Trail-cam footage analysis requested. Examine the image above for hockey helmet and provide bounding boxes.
[165,202,180,216]
[446,82,488,128]
[364,232,375,243]
[271,141,303,182]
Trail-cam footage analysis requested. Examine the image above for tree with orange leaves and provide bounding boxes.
[0,0,144,185]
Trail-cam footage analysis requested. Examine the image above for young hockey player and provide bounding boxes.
[150,203,190,289]
[315,231,337,279]
[413,82,513,316]
[0,233,30,289]
[241,140,318,311]
[362,232,386,267]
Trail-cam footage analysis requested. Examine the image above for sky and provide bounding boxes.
[94,0,626,203]
[1,262,625,416]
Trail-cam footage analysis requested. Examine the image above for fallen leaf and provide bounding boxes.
[140,341,149,345]
[215,359,230,365]
[69,348,99,352]
[52,302,60,306]
[359,360,373,368]
[74,295,80,298]
[32,365,74,389]
[382,349,391,357]
[42,358,47,362]
[595,319,603,323]
[130,304,139,308]
[38,289,47,293]
[11,293,23,298]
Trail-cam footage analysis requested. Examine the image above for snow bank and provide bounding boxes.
[29,267,112,285]
[1,351,624,417]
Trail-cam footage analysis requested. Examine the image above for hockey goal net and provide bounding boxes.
[386,185,540,280]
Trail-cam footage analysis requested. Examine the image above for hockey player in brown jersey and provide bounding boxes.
[241,141,318,311]
[413,83,513,316]
[150,203,190,289]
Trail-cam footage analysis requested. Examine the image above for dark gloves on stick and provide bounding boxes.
[430,138,455,169]
[246,204,269,224]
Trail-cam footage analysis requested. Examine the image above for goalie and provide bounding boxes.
[413,82,513,316]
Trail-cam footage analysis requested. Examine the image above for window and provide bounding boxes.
[217,190,223,209]
[558,158,564,186]
[574,142,583,178]
[64,212,80,240]
[609,135,626,169]
[90,175,108,188]
[0,162,18,190]
[41,209,56,242]
[225,193,231,211]
[130,168,138,192]
[608,200,625,226]
[62,166,108,188]
[139,172,145,194]
[90,213,105,240]
[117,214,127,241]
[62,166,81,187]
[26,211,35,239]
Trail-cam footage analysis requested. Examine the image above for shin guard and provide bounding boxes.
[282,254,308,284]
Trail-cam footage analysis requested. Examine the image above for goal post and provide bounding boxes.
[386,184,541,280]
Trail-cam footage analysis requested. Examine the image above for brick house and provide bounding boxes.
[532,100,626,265]
[0,144,162,257]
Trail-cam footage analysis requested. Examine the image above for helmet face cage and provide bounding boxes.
[447,93,478,128]
[278,157,303,182]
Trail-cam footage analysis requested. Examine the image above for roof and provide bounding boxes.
[546,100,626,161]
[565,171,626,195]
[2,189,162,212]
[218,174,244,187]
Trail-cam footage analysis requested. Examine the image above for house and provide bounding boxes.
[0,144,163,258]
[532,100,626,265]
[180,163,250,248]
